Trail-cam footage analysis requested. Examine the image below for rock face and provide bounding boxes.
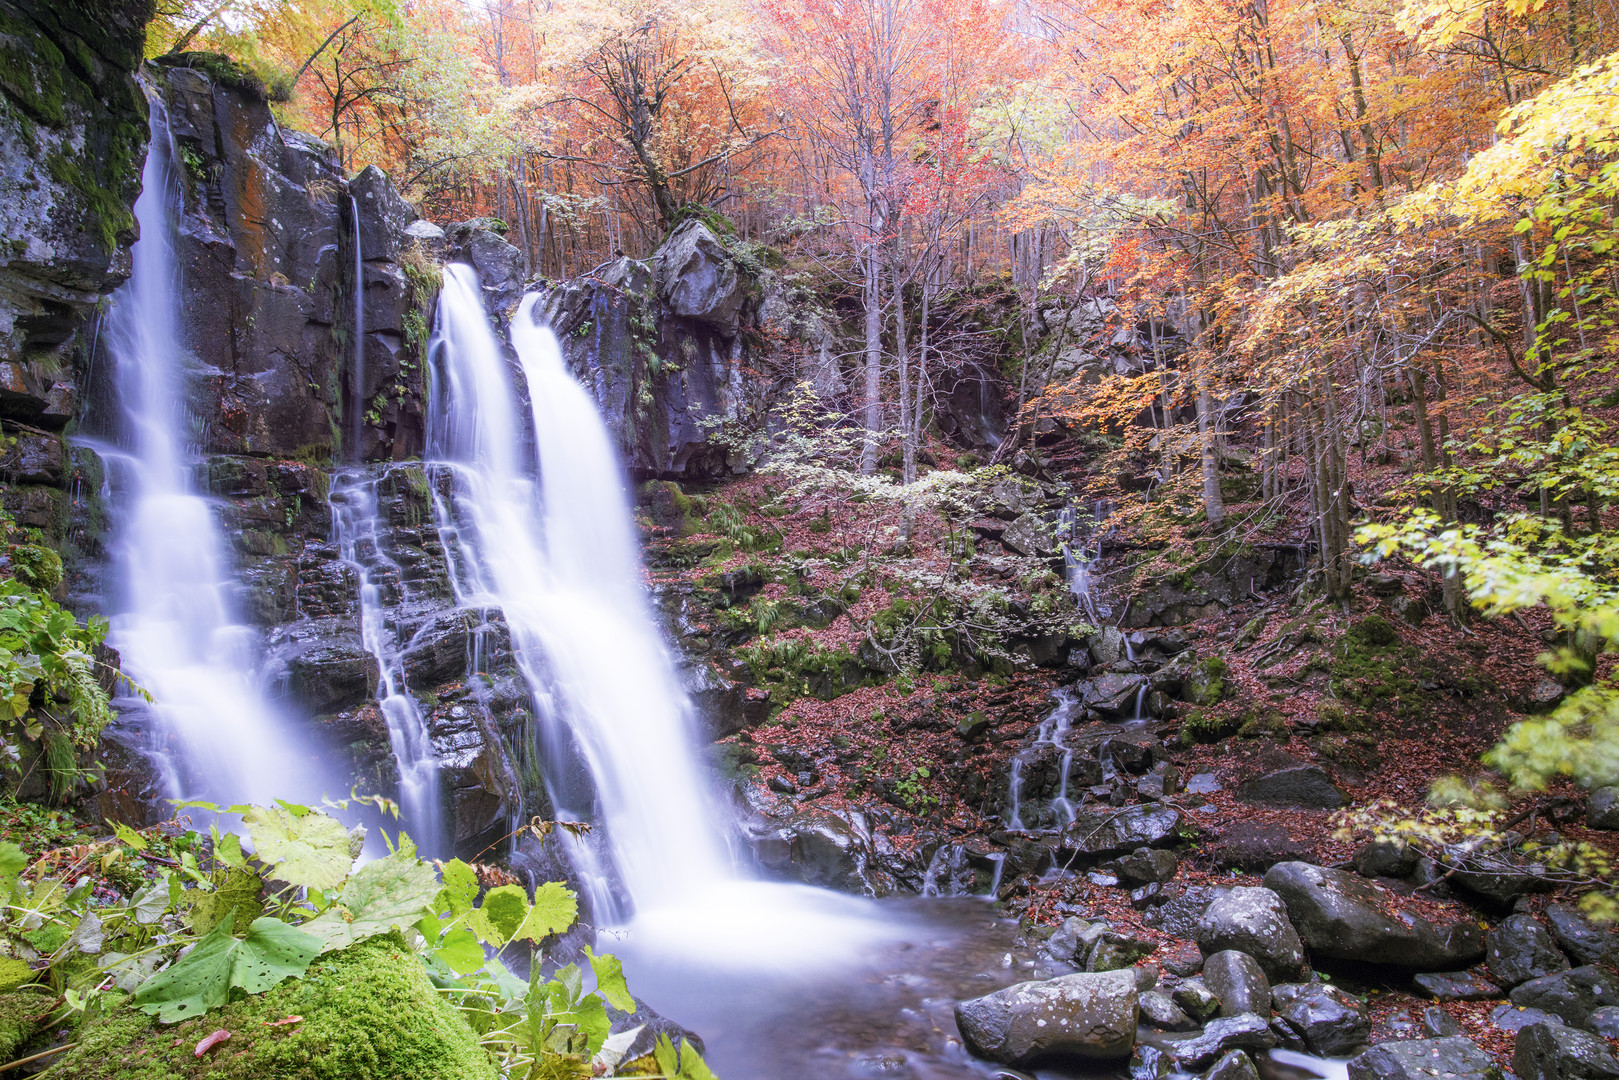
[1196,887,1305,980]
[1347,1038,1505,1080]
[1514,1021,1619,1080]
[0,0,149,426]
[953,969,1138,1065]
[1263,861,1485,970]
[541,220,772,478]
[1489,914,1572,988]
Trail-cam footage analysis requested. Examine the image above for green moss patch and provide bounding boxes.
[50,936,498,1080]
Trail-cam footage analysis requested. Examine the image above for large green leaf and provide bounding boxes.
[131,913,321,1023]
[512,881,577,943]
[242,807,353,890]
[467,884,529,946]
[586,947,634,1012]
[302,844,441,953]
[437,858,479,916]
[187,867,264,935]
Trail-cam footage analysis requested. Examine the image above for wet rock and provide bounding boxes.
[1450,849,1556,907]
[1489,914,1571,988]
[656,219,750,334]
[1271,983,1371,1057]
[1172,977,1221,1023]
[1354,839,1419,879]
[1510,966,1619,1028]
[1513,1020,1619,1080]
[1087,930,1156,973]
[1001,513,1055,558]
[1166,1014,1276,1071]
[1144,885,1230,940]
[1587,1007,1619,1039]
[1547,905,1619,967]
[1208,823,1310,872]
[1205,1049,1260,1080]
[1347,1037,1505,1080]
[1196,886,1305,981]
[1046,917,1105,964]
[1129,1044,1171,1080]
[1262,862,1486,969]
[1130,883,1166,909]
[1062,804,1182,859]
[1202,951,1271,1018]
[281,631,379,713]
[953,968,1138,1065]
[1138,991,1197,1032]
[1424,1007,1462,1037]
[1415,970,1503,1001]
[1588,788,1619,831]
[1159,943,1204,978]
[1236,765,1347,809]
[1494,1003,1570,1032]
[1113,847,1179,885]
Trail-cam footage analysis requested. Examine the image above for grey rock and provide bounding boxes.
[1145,886,1230,940]
[1166,1014,1276,1071]
[1002,513,1056,558]
[1172,977,1222,1023]
[1450,849,1557,907]
[1208,823,1311,872]
[1546,905,1619,968]
[1138,990,1197,1032]
[1271,983,1372,1057]
[1130,1044,1171,1080]
[656,219,750,334]
[1588,787,1619,831]
[1197,886,1306,981]
[1263,861,1487,969]
[1237,765,1347,809]
[1424,1006,1462,1037]
[1511,966,1619,1028]
[1185,772,1223,794]
[1114,847,1180,885]
[1203,951,1271,1018]
[953,969,1139,1065]
[1046,917,1106,963]
[1205,1050,1260,1080]
[1354,840,1420,879]
[1514,1020,1619,1080]
[1415,970,1504,1001]
[1347,1037,1505,1080]
[1087,930,1155,973]
[1587,1007,1619,1039]
[1063,804,1183,858]
[1493,1003,1569,1032]
[1489,914,1571,988]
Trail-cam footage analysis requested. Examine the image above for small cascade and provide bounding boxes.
[1059,501,1111,623]
[329,471,441,855]
[98,91,313,806]
[349,195,365,459]
[1005,690,1082,831]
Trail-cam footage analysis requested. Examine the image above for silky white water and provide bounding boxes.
[426,265,894,970]
[100,96,311,807]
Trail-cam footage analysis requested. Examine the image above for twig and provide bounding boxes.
[0,1042,76,1072]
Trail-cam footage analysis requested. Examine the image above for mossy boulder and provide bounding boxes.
[0,986,55,1061]
[50,935,498,1080]
[1183,657,1229,706]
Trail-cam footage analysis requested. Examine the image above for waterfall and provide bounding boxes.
[330,472,441,855]
[426,265,893,968]
[98,93,310,807]
[350,196,365,459]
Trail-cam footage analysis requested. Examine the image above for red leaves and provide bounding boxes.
[194,1029,231,1056]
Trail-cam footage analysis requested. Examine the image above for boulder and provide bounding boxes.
[1062,805,1183,859]
[1347,1038,1505,1080]
[1046,917,1106,964]
[1489,914,1571,988]
[1172,977,1221,1023]
[1208,823,1312,871]
[1510,966,1619,1028]
[1546,905,1619,968]
[953,969,1138,1065]
[1262,862,1485,969]
[1588,1007,1619,1039]
[656,219,750,335]
[1001,513,1055,558]
[1588,787,1619,831]
[1494,1003,1571,1032]
[1237,765,1347,809]
[1272,983,1371,1057]
[1354,840,1420,879]
[1206,1050,1261,1080]
[1514,1020,1619,1080]
[1425,1007,1462,1037]
[1450,849,1556,907]
[1144,885,1229,940]
[1138,990,1197,1032]
[1196,886,1305,980]
[1415,970,1503,1002]
[1113,847,1179,885]
[1202,950,1271,1018]
[1166,1014,1276,1071]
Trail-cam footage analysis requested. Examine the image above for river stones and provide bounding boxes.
[1167,1014,1276,1070]
[1513,1021,1619,1080]
[1348,1037,1505,1080]
[1547,905,1619,967]
[953,969,1138,1065]
[1237,765,1347,809]
[1262,861,1485,969]
[1271,983,1371,1057]
[1510,966,1619,1028]
[1489,914,1571,988]
[1062,804,1182,858]
[1196,886,1305,980]
[1202,950,1271,1018]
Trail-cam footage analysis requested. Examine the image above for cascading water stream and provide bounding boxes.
[97,92,312,807]
[350,196,365,459]
[329,471,441,855]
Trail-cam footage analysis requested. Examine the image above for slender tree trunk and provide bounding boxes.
[860,237,883,476]
[1198,383,1227,526]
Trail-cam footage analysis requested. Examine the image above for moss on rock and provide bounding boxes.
[50,936,497,1080]
[0,987,54,1061]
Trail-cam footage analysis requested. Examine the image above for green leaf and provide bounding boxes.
[678,1039,717,1080]
[512,881,578,943]
[187,868,264,935]
[654,1033,680,1077]
[437,858,479,916]
[109,821,147,852]
[433,926,486,975]
[0,841,26,898]
[585,947,634,1013]
[131,913,320,1023]
[302,843,440,953]
[243,806,353,890]
[468,884,529,947]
